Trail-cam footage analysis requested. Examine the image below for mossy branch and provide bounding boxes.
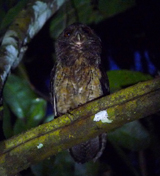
[0,77,160,175]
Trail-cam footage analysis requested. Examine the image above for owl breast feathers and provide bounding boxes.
[50,23,109,163]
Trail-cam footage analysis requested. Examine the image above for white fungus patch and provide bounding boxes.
[28,1,52,38]
[2,30,18,63]
[1,29,20,81]
[57,0,65,8]
[20,46,28,53]
[37,143,43,149]
[94,110,112,123]
[2,30,18,46]
[5,45,18,61]
[0,44,18,82]
[24,36,28,45]
[78,87,83,94]
[6,45,21,68]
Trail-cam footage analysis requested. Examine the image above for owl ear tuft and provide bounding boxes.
[82,27,92,34]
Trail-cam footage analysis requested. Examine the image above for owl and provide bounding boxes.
[50,23,109,163]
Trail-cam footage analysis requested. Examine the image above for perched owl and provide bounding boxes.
[50,23,109,163]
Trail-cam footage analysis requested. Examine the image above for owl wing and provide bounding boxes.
[50,65,58,117]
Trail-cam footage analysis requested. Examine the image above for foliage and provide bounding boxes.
[49,0,135,39]
[3,74,47,137]
[0,0,28,34]
[108,70,152,92]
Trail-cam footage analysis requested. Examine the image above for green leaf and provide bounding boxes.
[31,151,74,176]
[3,74,36,119]
[108,121,151,151]
[2,103,13,138]
[3,74,47,135]
[81,162,99,176]
[26,98,46,129]
[13,118,27,135]
[43,114,54,123]
[99,0,135,18]
[0,9,6,29]
[107,70,153,92]
[0,0,28,32]
[50,0,135,39]
[31,150,100,176]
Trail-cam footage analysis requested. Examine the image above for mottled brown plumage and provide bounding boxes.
[50,23,109,163]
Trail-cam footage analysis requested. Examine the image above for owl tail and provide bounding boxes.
[69,133,106,163]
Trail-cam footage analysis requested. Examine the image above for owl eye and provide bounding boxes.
[83,27,92,34]
[64,29,73,37]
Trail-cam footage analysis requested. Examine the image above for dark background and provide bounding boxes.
[1,0,160,175]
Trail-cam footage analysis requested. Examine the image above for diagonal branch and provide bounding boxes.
[0,0,67,105]
[0,77,160,175]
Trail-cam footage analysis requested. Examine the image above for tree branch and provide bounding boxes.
[0,0,67,105]
[0,77,160,175]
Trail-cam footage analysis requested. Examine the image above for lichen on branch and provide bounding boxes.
[0,77,159,175]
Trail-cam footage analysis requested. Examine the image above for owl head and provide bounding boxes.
[55,23,102,66]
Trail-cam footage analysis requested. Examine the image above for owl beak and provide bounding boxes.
[75,33,83,46]
[77,33,81,41]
